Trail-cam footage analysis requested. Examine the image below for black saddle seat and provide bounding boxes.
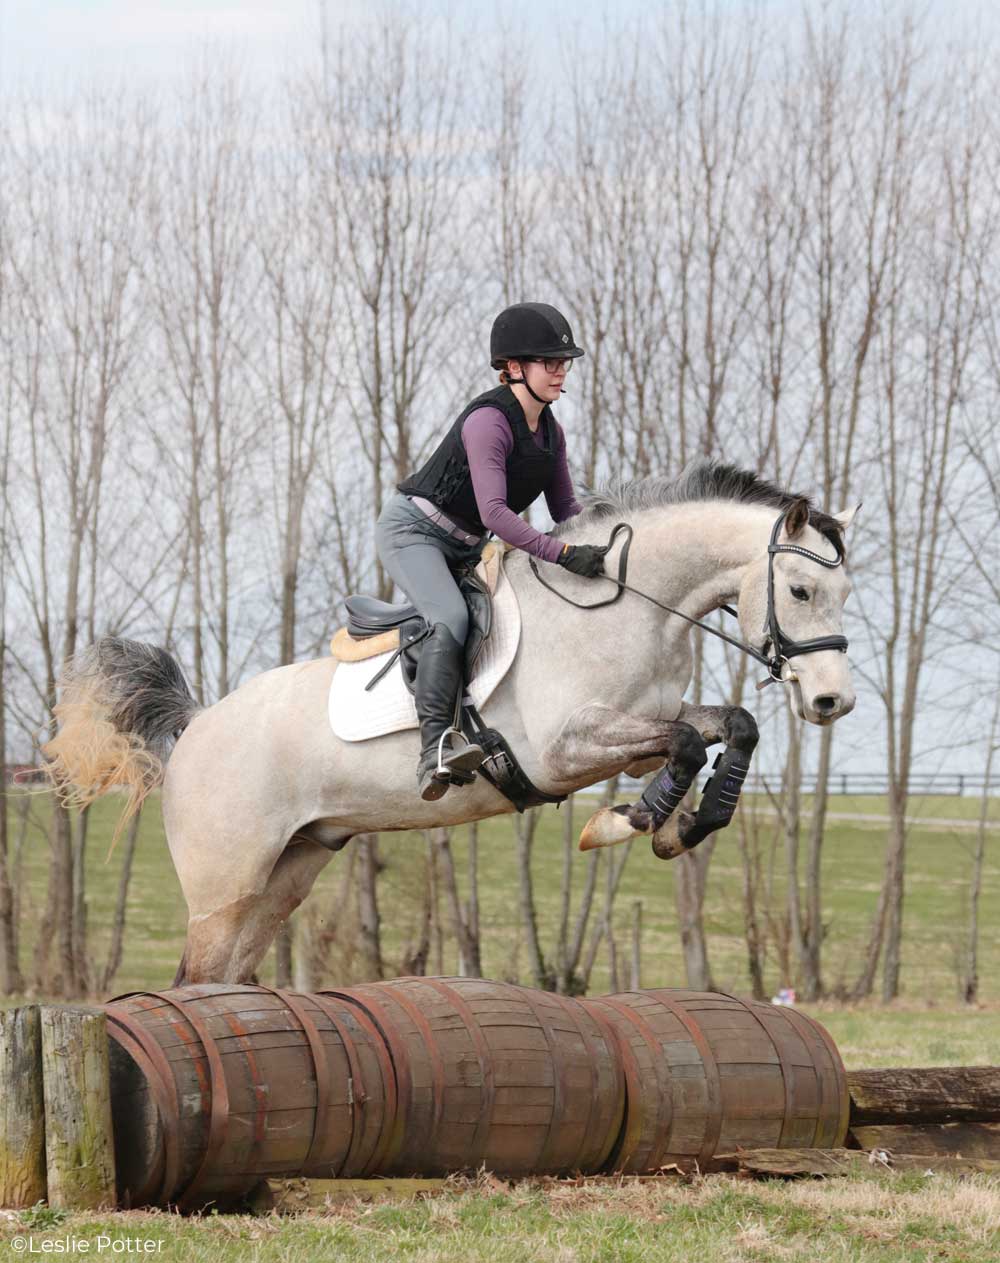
[344,568,494,685]
[345,595,418,637]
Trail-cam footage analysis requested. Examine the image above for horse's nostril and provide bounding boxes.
[815,694,839,714]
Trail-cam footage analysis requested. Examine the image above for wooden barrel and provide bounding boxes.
[105,984,392,1209]
[319,978,624,1177]
[580,989,849,1172]
[102,981,847,1207]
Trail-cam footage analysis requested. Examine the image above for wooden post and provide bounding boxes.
[0,1007,46,1208]
[39,1007,116,1210]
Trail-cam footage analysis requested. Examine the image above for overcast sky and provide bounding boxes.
[2,1,995,782]
[3,1,995,98]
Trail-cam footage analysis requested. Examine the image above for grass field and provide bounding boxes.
[3,788,999,1259]
[5,787,998,1011]
[2,1167,998,1262]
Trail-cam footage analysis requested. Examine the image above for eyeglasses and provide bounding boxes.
[525,357,574,375]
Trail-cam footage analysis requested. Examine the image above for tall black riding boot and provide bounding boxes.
[414,623,484,801]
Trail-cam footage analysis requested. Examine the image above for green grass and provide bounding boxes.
[5,786,1000,1022]
[4,789,1000,1259]
[2,1169,999,1262]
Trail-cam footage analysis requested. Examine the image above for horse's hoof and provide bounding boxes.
[651,810,696,860]
[579,806,638,851]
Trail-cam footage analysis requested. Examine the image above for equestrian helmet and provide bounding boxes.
[490,302,586,369]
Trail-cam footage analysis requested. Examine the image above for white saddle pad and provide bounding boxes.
[328,563,521,742]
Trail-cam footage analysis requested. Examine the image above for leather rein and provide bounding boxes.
[528,508,848,690]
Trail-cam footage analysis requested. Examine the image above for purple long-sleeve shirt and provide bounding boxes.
[461,406,582,563]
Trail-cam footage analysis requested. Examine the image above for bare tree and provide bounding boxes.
[317,14,477,597]
[146,64,262,703]
[851,52,989,999]
[5,89,151,995]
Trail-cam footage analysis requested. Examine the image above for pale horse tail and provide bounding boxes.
[42,636,200,853]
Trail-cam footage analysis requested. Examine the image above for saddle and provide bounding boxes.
[330,543,505,682]
[330,541,504,688]
[327,542,564,813]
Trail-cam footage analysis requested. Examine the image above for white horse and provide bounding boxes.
[44,463,857,985]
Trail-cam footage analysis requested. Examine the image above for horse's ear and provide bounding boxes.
[784,497,810,539]
[832,503,862,533]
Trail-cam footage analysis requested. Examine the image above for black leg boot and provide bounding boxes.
[414,623,484,801]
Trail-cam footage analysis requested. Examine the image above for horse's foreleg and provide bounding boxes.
[649,703,759,860]
[541,705,709,853]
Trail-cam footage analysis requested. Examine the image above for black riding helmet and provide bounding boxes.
[490,302,586,369]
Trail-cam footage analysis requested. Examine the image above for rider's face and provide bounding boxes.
[512,358,568,402]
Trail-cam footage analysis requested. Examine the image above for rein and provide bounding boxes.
[528,511,848,689]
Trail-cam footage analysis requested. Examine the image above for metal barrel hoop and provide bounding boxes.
[104,1006,183,1207]
[319,988,411,1172]
[584,995,674,1173]
[647,992,724,1168]
[241,986,336,1175]
[305,991,370,1177]
[419,978,497,1171]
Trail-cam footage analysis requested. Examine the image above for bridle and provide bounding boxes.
[759,509,847,683]
[528,507,848,689]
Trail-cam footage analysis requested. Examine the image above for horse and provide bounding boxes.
[43,462,858,985]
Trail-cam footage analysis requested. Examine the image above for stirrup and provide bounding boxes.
[435,727,484,776]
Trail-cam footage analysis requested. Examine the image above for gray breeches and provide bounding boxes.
[374,492,485,644]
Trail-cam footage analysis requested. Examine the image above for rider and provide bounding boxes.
[376,302,610,801]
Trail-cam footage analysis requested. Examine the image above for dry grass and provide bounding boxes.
[3,1170,999,1262]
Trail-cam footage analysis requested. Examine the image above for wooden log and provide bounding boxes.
[249,1177,450,1214]
[848,1122,1000,1160]
[0,1007,46,1208]
[40,1006,116,1210]
[733,1146,1000,1178]
[848,1068,1000,1126]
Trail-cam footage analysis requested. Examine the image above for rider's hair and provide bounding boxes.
[498,361,515,385]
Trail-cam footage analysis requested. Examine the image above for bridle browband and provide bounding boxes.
[528,507,848,689]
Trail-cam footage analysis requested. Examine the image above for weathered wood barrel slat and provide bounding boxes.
[106,984,392,1208]
[580,989,849,1174]
[103,979,848,1209]
[317,979,624,1178]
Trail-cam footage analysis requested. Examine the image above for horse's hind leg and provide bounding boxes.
[176,841,337,985]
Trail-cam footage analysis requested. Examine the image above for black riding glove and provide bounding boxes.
[557,543,609,578]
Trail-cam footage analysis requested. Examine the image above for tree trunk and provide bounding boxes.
[881,785,907,1003]
[674,843,716,990]
[433,829,481,977]
[736,811,767,1001]
[515,810,552,990]
[357,835,384,981]
[98,809,142,996]
[0,666,23,995]
[962,697,998,1003]
[801,724,834,1000]
[629,900,642,991]
[70,808,90,995]
[273,924,293,989]
[783,710,804,986]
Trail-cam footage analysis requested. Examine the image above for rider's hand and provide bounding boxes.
[557,542,609,578]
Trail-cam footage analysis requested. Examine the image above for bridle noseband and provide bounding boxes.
[528,506,848,689]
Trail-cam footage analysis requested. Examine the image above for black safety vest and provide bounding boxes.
[397,385,558,533]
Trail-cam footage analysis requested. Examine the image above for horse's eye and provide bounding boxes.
[791,586,810,602]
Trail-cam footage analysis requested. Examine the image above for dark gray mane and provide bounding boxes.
[558,460,843,545]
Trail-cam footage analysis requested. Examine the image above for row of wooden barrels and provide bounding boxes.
[103,979,849,1209]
